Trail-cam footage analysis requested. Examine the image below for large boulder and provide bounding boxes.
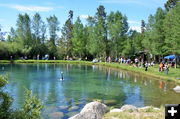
[120,105,138,112]
[69,101,108,119]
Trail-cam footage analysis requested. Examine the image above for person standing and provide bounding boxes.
[164,63,169,75]
[145,62,148,71]
[159,62,163,72]
[135,58,138,67]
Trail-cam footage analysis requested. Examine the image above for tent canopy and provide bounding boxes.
[164,55,176,60]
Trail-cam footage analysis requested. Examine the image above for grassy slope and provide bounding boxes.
[96,62,180,83]
[0,60,180,83]
[103,106,165,119]
[103,111,164,119]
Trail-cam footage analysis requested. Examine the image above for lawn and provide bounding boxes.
[96,62,180,83]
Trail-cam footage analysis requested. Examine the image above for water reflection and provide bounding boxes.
[0,64,180,119]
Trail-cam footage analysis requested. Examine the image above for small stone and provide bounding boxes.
[139,106,152,110]
[59,105,68,110]
[120,105,138,112]
[48,112,64,119]
[153,107,160,110]
[110,108,123,113]
[68,106,79,111]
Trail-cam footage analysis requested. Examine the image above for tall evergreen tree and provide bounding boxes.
[58,10,74,57]
[152,8,166,59]
[164,3,180,55]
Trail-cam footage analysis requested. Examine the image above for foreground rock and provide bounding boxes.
[173,86,180,93]
[69,101,108,119]
[120,105,138,112]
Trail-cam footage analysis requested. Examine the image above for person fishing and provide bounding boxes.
[59,72,64,81]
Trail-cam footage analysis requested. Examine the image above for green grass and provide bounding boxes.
[0,60,180,83]
[0,60,12,63]
[103,106,164,119]
[96,62,180,84]
[103,111,164,119]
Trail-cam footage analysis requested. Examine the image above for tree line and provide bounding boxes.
[0,1,179,62]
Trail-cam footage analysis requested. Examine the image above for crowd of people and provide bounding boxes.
[93,56,171,75]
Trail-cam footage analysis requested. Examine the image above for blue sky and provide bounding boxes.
[0,0,167,34]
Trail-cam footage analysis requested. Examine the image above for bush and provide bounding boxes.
[0,75,43,119]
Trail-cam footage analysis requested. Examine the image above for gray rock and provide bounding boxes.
[138,106,152,110]
[173,86,180,93]
[59,105,69,110]
[68,106,79,111]
[153,107,160,110]
[120,105,138,112]
[48,112,64,119]
[69,101,108,119]
[110,108,123,113]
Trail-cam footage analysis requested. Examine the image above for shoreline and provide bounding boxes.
[0,60,180,84]
[69,101,164,119]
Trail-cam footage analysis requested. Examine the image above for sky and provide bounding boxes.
[0,0,167,35]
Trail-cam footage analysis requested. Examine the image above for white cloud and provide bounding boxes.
[130,26,141,32]
[0,4,54,12]
[128,20,140,24]
[80,15,89,19]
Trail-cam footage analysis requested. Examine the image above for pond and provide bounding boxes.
[0,63,180,119]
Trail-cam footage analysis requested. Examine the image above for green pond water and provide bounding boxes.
[0,63,180,119]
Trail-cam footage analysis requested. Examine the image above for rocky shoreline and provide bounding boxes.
[69,101,164,119]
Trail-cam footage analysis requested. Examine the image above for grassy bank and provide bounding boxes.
[0,60,180,83]
[96,62,180,83]
[103,107,164,119]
